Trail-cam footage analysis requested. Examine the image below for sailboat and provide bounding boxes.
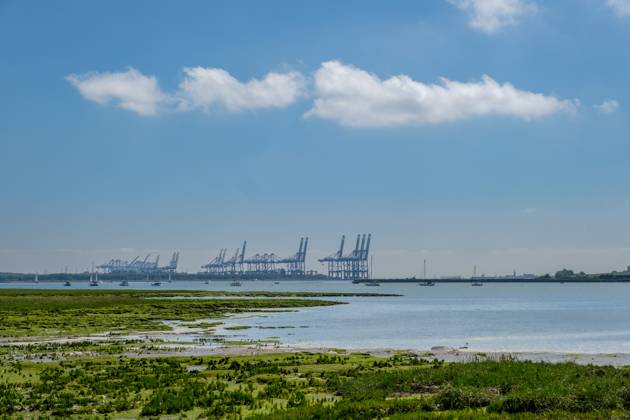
[418,261,435,286]
[89,273,99,287]
[471,264,483,286]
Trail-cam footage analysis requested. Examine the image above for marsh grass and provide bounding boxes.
[2,352,630,418]
[0,289,346,337]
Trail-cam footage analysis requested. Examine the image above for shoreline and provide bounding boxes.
[122,344,630,366]
[5,332,630,366]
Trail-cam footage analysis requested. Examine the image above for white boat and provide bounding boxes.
[89,273,99,287]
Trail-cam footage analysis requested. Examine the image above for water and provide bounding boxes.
[4,280,630,354]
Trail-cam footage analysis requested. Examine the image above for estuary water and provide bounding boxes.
[4,280,630,354]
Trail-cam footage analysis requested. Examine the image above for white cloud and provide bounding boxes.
[177,67,305,112]
[608,0,630,16]
[448,0,537,33]
[67,67,305,116]
[66,68,167,116]
[594,99,620,113]
[305,61,576,127]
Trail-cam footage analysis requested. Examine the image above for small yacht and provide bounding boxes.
[471,265,483,286]
[119,280,129,287]
[89,273,99,287]
[204,280,210,285]
[365,281,380,287]
[230,280,242,287]
[418,280,435,286]
[64,280,71,287]
[274,281,280,285]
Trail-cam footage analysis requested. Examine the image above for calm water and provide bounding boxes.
[4,280,630,353]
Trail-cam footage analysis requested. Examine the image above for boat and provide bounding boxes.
[418,280,435,286]
[34,274,39,284]
[151,281,161,287]
[204,280,210,285]
[365,281,380,287]
[119,280,129,287]
[168,273,172,283]
[471,265,483,286]
[230,281,242,287]
[274,281,280,285]
[64,281,71,287]
[89,274,99,287]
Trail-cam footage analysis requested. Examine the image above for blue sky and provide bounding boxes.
[1,0,630,276]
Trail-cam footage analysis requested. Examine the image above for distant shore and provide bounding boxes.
[355,277,630,283]
[5,271,630,283]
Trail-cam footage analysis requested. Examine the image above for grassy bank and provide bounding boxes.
[0,289,366,337]
[1,352,630,418]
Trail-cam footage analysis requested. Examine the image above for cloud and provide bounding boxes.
[67,67,305,115]
[66,68,167,116]
[448,0,537,33]
[176,67,305,112]
[608,0,630,16]
[305,61,576,127]
[594,99,620,113]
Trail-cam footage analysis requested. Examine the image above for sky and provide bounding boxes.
[1,0,630,277]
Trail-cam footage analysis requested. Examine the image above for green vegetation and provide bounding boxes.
[0,289,355,337]
[4,288,629,418]
[2,352,630,418]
